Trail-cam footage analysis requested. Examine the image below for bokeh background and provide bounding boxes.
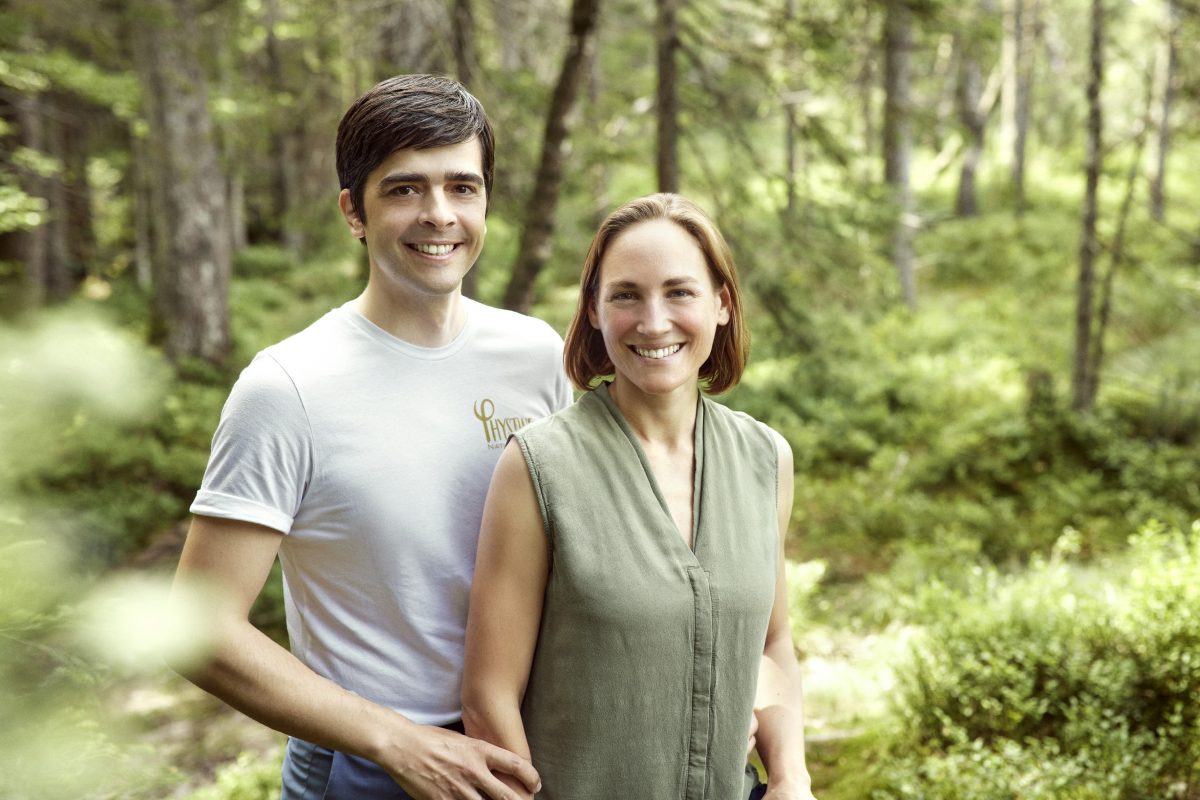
[1,0,1198,796]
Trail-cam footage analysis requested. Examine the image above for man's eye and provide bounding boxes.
[389,186,417,196]
[452,184,478,194]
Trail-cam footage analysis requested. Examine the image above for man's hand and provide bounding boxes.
[747,711,759,758]
[385,724,540,800]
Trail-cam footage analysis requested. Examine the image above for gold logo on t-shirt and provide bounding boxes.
[474,398,534,449]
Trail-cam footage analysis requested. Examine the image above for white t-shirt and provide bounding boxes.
[191,299,572,724]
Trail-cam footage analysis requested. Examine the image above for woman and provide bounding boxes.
[462,194,816,799]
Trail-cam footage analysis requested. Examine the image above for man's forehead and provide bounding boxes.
[377,137,483,176]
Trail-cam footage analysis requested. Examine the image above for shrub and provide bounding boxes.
[184,751,283,800]
[870,522,1200,798]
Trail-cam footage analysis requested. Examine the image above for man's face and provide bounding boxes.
[339,138,487,301]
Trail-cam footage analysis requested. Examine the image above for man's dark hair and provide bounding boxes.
[335,74,496,227]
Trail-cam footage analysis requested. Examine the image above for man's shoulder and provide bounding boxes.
[253,305,358,372]
[467,299,563,347]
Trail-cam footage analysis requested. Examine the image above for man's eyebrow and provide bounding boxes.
[445,171,484,185]
[377,173,426,191]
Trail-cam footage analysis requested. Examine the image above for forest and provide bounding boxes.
[1,0,1199,796]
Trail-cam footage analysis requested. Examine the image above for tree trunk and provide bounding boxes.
[263,0,305,255]
[1012,0,1035,212]
[1071,0,1103,411]
[1087,103,1150,406]
[858,45,876,187]
[130,128,158,292]
[502,0,601,313]
[3,90,78,308]
[782,0,801,228]
[1149,0,1178,222]
[956,32,985,217]
[656,0,680,193]
[453,0,477,90]
[1000,0,1017,176]
[59,94,96,293]
[883,0,917,307]
[131,0,232,365]
[587,49,610,230]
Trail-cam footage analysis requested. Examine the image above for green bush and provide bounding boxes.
[870,522,1200,798]
[184,751,283,800]
[18,378,228,564]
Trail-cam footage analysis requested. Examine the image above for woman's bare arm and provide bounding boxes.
[462,439,550,798]
[754,431,817,799]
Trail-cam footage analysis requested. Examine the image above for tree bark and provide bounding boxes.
[955,30,985,217]
[1011,0,1036,212]
[883,0,917,307]
[782,0,801,227]
[502,0,600,313]
[1071,0,1103,411]
[1087,105,1150,407]
[656,0,680,193]
[1,89,83,306]
[1149,0,1178,222]
[453,0,477,90]
[1000,0,1017,175]
[131,0,233,365]
[16,92,51,307]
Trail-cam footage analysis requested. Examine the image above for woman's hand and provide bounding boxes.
[763,780,817,800]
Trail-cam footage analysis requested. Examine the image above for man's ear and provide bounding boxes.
[338,189,365,238]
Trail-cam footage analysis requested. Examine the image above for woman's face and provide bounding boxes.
[588,218,731,401]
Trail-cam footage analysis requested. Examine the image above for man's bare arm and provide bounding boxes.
[169,515,539,800]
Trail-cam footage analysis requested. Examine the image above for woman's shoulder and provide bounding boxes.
[514,389,607,444]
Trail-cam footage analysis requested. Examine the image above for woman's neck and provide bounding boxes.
[607,378,699,451]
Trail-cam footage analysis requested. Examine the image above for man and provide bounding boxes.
[170,74,570,800]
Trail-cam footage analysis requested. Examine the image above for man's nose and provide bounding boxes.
[419,190,455,228]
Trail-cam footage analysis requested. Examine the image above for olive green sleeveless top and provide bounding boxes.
[511,383,779,800]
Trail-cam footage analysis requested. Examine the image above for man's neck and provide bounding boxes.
[353,282,468,348]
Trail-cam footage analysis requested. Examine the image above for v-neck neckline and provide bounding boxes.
[595,382,706,556]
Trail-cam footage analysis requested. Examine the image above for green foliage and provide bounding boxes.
[15,373,226,564]
[0,513,186,800]
[184,751,283,800]
[869,522,1200,798]
[731,197,1200,582]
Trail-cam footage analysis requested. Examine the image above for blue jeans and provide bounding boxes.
[745,764,768,799]
[280,722,465,800]
[280,737,334,800]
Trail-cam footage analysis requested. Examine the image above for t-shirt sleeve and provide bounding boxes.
[551,339,573,412]
[190,353,312,533]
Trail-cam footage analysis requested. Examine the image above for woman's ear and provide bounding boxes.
[716,283,732,326]
[587,294,600,329]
